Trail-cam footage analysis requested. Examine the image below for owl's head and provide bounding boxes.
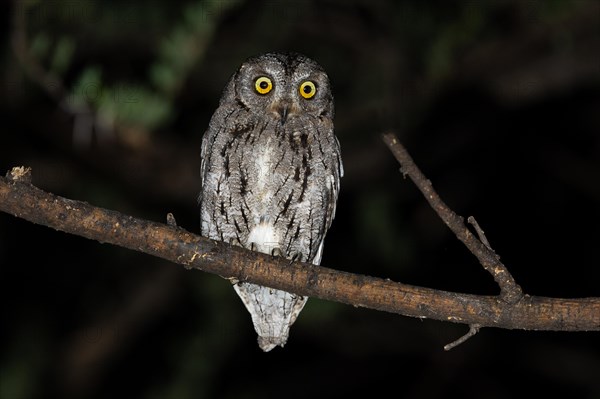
[226,52,334,123]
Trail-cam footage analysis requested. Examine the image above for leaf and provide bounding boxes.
[70,66,103,108]
[29,33,51,60]
[50,36,75,76]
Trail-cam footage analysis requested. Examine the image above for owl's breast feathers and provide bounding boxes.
[200,111,341,264]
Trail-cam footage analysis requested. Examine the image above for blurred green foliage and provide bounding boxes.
[21,0,241,132]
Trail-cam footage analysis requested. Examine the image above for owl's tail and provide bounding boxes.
[234,282,307,352]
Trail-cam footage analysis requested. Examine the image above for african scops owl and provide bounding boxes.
[199,52,342,351]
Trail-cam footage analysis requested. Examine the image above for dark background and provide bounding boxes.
[1,1,599,398]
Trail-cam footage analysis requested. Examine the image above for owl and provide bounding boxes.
[199,52,342,351]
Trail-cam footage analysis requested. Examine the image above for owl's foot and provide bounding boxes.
[228,277,240,285]
[247,241,283,258]
[289,253,303,264]
[271,248,283,257]
[229,237,242,247]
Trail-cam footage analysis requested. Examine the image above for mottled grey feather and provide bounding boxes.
[199,52,342,351]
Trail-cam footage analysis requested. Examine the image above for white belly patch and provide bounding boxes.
[247,222,279,255]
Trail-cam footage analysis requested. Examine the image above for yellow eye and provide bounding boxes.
[255,77,273,94]
[299,81,316,99]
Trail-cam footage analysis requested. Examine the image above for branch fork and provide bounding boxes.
[382,133,523,305]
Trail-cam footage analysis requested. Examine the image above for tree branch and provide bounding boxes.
[444,324,481,351]
[382,132,524,303]
[1,166,599,332]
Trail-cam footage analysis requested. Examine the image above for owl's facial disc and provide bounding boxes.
[234,52,333,123]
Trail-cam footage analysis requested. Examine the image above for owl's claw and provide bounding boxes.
[227,277,240,285]
[229,237,242,247]
[271,248,283,258]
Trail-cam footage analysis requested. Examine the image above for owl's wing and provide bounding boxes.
[327,135,343,225]
[198,130,210,206]
[199,112,223,202]
[201,76,238,189]
[200,129,210,186]
[313,135,343,265]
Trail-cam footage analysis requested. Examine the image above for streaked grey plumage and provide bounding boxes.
[199,52,342,351]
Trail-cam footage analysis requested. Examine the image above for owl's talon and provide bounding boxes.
[271,248,283,258]
[228,277,240,285]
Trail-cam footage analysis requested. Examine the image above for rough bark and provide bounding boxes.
[1,167,598,332]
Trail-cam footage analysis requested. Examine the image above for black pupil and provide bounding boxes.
[303,85,312,94]
[259,81,269,89]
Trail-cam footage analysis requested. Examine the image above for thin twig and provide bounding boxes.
[468,216,492,250]
[444,324,481,351]
[166,212,177,227]
[2,168,599,331]
[382,132,523,304]
[10,1,108,148]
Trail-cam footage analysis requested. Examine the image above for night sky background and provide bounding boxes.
[1,1,599,398]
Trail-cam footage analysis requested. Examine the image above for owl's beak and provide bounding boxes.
[272,99,297,125]
[277,105,289,125]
